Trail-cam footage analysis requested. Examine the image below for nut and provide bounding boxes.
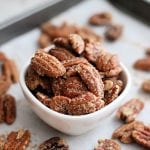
[105,24,123,41]
[68,34,85,54]
[94,139,120,150]
[31,50,66,77]
[4,129,30,150]
[0,52,7,61]
[38,33,51,48]
[68,92,104,115]
[141,79,150,93]
[116,99,144,123]
[132,124,150,148]
[89,12,112,26]
[53,37,70,49]
[96,52,122,77]
[49,47,75,61]
[39,137,69,150]
[112,121,144,144]
[134,57,150,71]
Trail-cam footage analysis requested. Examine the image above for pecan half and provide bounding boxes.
[53,37,70,49]
[132,124,150,148]
[105,24,123,41]
[96,52,122,77]
[112,121,144,143]
[116,99,144,123]
[141,79,150,93]
[4,129,31,150]
[94,139,120,150]
[62,76,88,98]
[39,137,69,150]
[31,50,66,77]
[134,57,150,71]
[89,12,112,26]
[68,92,104,115]
[38,33,51,48]
[49,47,75,61]
[77,63,104,98]
[68,34,85,54]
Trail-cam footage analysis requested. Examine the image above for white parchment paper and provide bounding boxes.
[0,0,150,149]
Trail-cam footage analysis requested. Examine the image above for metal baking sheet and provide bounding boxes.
[0,0,150,149]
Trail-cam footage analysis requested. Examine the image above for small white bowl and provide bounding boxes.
[20,62,131,135]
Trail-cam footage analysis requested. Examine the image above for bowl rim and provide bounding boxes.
[20,62,131,120]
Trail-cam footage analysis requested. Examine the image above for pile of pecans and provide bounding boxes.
[26,33,124,115]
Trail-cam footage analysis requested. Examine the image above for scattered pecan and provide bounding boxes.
[112,121,144,144]
[146,47,150,56]
[94,139,120,150]
[31,50,66,77]
[4,129,31,150]
[68,34,85,54]
[89,12,112,26]
[49,47,75,61]
[62,76,88,98]
[134,57,150,71]
[0,94,16,124]
[105,24,123,41]
[141,79,150,93]
[116,99,144,123]
[104,78,123,104]
[39,137,69,150]
[96,52,122,77]
[77,63,104,98]
[68,92,104,115]
[132,124,150,148]
[38,33,51,48]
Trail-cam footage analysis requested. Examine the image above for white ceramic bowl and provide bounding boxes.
[20,62,131,135]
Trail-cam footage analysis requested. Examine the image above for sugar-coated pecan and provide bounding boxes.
[38,33,51,48]
[134,57,150,71]
[4,129,31,150]
[112,121,144,144]
[96,52,122,77]
[77,63,104,98]
[31,50,66,77]
[68,92,104,115]
[141,79,150,93]
[94,139,120,150]
[116,99,144,123]
[53,37,70,49]
[68,34,85,54]
[146,48,150,56]
[105,24,123,41]
[89,12,112,26]
[62,76,88,98]
[83,42,105,63]
[25,66,51,92]
[132,124,150,148]
[49,47,75,61]
[39,137,69,150]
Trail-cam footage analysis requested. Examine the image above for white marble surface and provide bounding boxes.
[0,0,150,149]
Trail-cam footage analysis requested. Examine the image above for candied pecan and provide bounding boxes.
[4,129,31,150]
[39,137,69,150]
[49,47,75,61]
[68,34,85,54]
[25,66,51,92]
[116,99,144,123]
[68,92,104,115]
[53,37,70,49]
[96,52,122,77]
[94,139,120,150]
[141,79,150,93]
[38,33,51,48]
[83,42,105,63]
[105,24,123,41]
[61,76,88,98]
[132,125,150,148]
[31,50,66,77]
[112,121,144,144]
[77,63,104,98]
[134,57,150,71]
[0,95,5,123]
[146,47,150,56]
[89,12,112,26]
